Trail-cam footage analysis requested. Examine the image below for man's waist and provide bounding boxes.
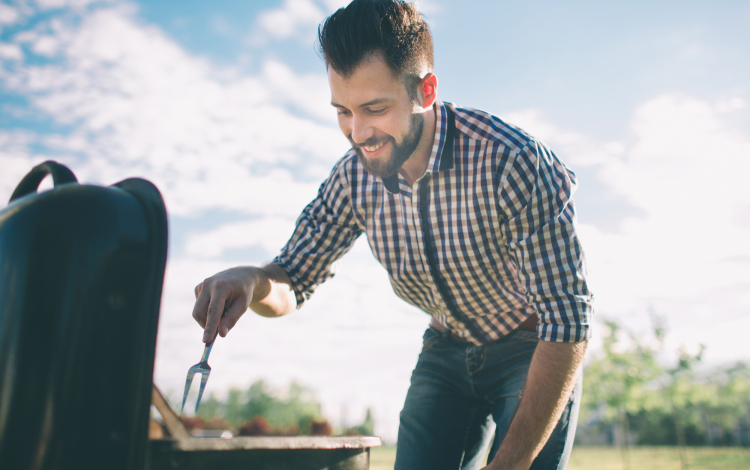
[429,314,538,341]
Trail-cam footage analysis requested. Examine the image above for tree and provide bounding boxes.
[346,407,375,436]
[581,319,664,469]
[196,379,324,434]
[659,345,708,470]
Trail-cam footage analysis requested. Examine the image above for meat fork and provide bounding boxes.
[181,328,219,414]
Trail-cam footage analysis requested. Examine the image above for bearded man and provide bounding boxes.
[191,1,593,469]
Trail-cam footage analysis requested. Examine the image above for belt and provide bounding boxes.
[429,314,538,341]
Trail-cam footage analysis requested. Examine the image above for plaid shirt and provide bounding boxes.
[274,101,593,345]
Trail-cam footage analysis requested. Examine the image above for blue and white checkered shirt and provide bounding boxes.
[274,100,593,345]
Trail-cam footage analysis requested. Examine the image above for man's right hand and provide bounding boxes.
[191,264,296,343]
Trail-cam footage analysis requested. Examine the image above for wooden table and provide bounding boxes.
[149,436,382,470]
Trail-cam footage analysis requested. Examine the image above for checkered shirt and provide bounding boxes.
[273,100,593,345]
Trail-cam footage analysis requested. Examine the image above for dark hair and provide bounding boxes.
[318,0,433,98]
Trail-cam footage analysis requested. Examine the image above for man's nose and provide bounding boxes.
[350,115,374,145]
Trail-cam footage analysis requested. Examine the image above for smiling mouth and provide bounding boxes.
[362,141,386,153]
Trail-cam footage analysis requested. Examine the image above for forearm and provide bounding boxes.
[487,340,587,470]
[248,263,297,317]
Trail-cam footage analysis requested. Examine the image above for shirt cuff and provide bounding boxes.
[271,258,308,309]
[538,322,592,343]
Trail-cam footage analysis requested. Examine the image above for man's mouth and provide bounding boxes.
[362,141,386,153]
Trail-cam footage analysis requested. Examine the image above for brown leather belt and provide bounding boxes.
[430,314,538,341]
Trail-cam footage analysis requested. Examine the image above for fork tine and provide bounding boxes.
[195,369,211,412]
[182,327,220,414]
[181,369,196,413]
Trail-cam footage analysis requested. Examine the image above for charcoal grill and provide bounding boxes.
[0,161,380,470]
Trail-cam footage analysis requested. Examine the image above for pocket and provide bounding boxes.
[421,326,441,352]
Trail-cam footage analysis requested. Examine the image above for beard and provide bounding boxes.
[350,112,425,179]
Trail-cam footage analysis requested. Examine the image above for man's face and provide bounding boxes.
[328,55,424,179]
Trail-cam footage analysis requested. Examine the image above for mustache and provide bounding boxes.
[348,135,393,149]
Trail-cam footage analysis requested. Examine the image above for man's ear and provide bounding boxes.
[420,73,438,109]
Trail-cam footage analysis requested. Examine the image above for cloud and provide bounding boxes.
[0,43,23,60]
[184,216,298,258]
[0,4,20,25]
[34,0,116,11]
[580,95,749,361]
[252,0,325,45]
[0,4,348,217]
[503,109,626,167]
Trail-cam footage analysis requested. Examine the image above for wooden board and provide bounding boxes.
[149,436,382,470]
[151,385,190,440]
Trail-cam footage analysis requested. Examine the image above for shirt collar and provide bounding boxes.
[382,100,456,194]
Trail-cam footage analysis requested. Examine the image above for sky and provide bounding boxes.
[1,0,749,443]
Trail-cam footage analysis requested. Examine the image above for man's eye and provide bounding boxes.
[337,109,350,116]
[369,108,385,115]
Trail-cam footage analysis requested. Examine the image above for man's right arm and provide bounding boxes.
[192,263,297,343]
[191,154,362,343]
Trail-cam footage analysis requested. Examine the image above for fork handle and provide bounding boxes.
[200,338,215,363]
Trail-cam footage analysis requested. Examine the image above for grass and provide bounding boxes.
[369,445,396,470]
[369,445,750,470]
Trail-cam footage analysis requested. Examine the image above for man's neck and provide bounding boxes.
[398,105,437,187]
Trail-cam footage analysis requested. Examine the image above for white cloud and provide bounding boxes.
[0,4,20,24]
[503,108,625,167]
[0,5,348,216]
[35,0,115,11]
[184,216,298,258]
[319,0,349,10]
[31,35,60,56]
[318,0,441,15]
[253,0,325,44]
[716,96,746,113]
[0,43,23,60]
[581,95,749,359]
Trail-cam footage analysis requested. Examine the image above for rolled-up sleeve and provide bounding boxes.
[498,140,593,342]
[273,157,363,308]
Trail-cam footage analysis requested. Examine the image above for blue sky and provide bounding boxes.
[1,0,749,441]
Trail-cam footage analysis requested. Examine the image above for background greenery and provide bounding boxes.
[182,379,374,436]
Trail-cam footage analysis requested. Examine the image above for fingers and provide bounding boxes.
[191,267,257,342]
[192,281,211,329]
[219,294,249,338]
[203,281,229,343]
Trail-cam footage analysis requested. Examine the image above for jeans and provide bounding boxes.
[394,326,582,470]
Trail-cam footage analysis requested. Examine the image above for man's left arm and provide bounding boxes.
[482,340,587,470]
[487,139,594,469]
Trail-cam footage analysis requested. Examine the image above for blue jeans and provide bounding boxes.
[394,326,582,470]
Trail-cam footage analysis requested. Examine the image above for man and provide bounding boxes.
[191,1,593,469]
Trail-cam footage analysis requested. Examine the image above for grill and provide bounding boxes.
[0,161,380,469]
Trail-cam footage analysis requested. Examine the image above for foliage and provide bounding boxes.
[580,317,750,452]
[192,379,375,437]
[196,379,322,434]
[581,319,663,422]
[345,407,375,436]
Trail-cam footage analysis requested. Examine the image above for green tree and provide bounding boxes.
[581,319,664,469]
[349,407,375,436]
[197,379,323,434]
[709,362,750,445]
[659,345,708,470]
